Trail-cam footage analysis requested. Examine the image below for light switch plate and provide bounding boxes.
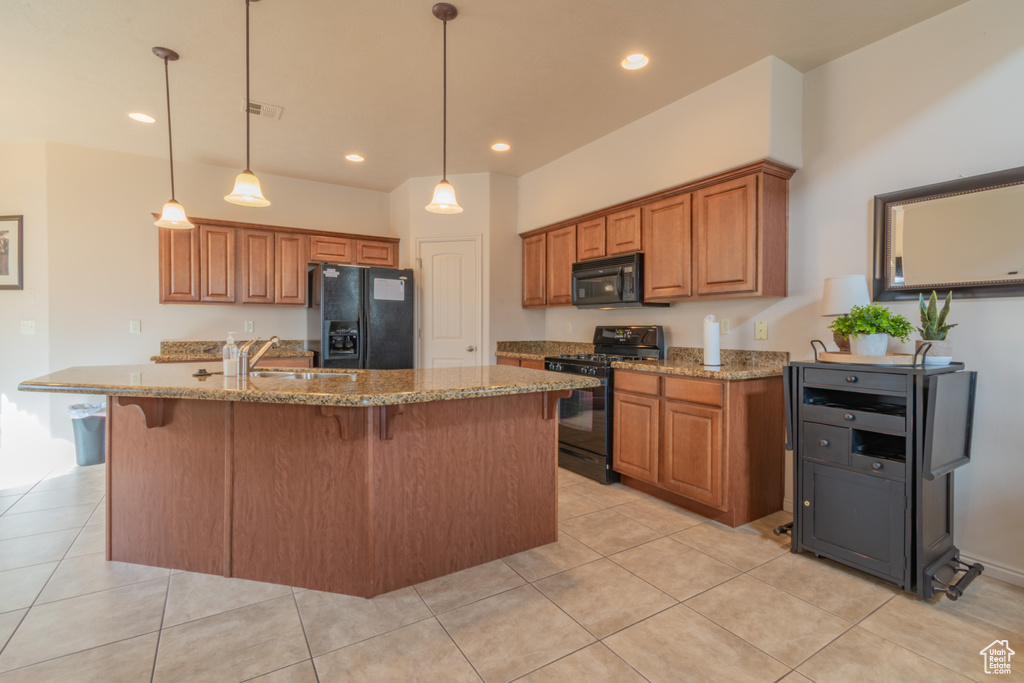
[720,319,731,335]
[245,321,254,333]
[129,320,141,334]
[755,321,769,340]
[20,320,35,334]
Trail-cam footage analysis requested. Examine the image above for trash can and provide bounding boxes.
[67,403,106,466]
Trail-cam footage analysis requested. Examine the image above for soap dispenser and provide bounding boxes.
[223,332,239,377]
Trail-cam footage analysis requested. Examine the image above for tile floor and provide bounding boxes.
[0,464,1021,682]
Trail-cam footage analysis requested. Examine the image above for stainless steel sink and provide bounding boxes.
[249,371,355,380]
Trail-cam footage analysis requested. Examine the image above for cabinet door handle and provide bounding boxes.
[819,439,829,447]
[871,462,883,471]
[843,413,855,421]
[846,375,858,383]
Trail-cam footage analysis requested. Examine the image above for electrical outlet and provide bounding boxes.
[720,318,731,335]
[566,322,572,334]
[129,372,141,385]
[755,321,769,340]
[244,321,254,333]
[129,320,141,334]
[20,320,35,335]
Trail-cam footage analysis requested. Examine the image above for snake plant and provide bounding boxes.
[918,290,957,340]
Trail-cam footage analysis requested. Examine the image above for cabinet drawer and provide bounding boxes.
[851,454,906,480]
[803,404,905,434]
[803,422,849,465]
[664,377,723,407]
[804,368,905,394]
[614,371,660,396]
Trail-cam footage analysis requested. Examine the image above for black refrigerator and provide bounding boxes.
[306,264,415,369]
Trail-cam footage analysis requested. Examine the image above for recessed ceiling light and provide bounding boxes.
[491,143,510,152]
[129,112,156,123]
[345,154,365,162]
[621,54,649,70]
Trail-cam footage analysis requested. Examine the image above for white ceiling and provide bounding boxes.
[1,0,967,192]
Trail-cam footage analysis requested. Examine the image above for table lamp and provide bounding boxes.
[822,275,871,352]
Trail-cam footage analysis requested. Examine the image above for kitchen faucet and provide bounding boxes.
[236,336,280,377]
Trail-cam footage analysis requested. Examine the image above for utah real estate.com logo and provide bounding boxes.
[980,640,1014,675]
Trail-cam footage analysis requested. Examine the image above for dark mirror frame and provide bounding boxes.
[873,165,1024,301]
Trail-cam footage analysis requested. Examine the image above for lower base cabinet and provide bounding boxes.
[496,356,545,370]
[613,370,783,527]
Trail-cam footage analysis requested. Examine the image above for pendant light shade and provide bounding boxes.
[427,180,461,214]
[425,3,463,214]
[226,170,270,207]
[152,47,194,230]
[225,0,270,207]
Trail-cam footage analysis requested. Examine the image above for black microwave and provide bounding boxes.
[571,253,668,309]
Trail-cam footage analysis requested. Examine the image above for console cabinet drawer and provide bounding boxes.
[851,453,906,480]
[803,422,849,465]
[803,403,905,434]
[804,368,906,394]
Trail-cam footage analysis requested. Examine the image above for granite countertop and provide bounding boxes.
[611,359,784,380]
[151,339,313,363]
[19,363,600,408]
[494,341,788,379]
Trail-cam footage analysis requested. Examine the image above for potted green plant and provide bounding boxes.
[916,290,956,365]
[828,303,914,356]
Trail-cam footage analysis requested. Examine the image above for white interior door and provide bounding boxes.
[417,237,481,368]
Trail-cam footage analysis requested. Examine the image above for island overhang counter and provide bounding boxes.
[20,363,600,597]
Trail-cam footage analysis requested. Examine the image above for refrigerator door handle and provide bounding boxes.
[359,307,368,368]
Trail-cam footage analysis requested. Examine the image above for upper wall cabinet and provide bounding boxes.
[158,217,399,306]
[606,208,642,255]
[545,225,577,306]
[519,160,794,308]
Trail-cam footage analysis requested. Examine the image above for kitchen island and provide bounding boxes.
[20,364,599,597]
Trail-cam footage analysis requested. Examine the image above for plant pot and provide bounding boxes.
[916,339,952,366]
[851,333,889,356]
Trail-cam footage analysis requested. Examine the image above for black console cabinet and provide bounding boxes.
[784,361,981,599]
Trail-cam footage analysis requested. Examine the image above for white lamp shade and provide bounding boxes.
[225,171,271,207]
[154,200,195,229]
[425,180,463,214]
[821,275,871,316]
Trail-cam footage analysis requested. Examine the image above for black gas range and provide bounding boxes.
[544,326,665,484]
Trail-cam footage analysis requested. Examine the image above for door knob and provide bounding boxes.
[466,345,476,352]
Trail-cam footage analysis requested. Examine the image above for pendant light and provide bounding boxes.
[425,3,463,214]
[225,0,271,207]
[153,47,194,230]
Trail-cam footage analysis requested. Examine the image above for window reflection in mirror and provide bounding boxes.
[874,166,1024,300]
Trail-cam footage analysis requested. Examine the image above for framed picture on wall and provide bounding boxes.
[0,215,24,290]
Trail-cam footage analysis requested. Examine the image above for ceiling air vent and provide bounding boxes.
[240,99,284,120]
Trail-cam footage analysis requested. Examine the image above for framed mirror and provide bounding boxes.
[873,166,1024,300]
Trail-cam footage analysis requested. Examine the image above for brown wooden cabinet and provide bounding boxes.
[642,193,691,301]
[275,232,308,306]
[522,234,546,308]
[239,230,276,305]
[694,175,758,296]
[495,356,545,370]
[199,224,236,303]
[519,160,793,308]
[354,239,398,267]
[612,369,783,527]
[576,217,607,261]
[159,216,401,306]
[310,235,353,264]
[545,225,576,306]
[606,207,642,255]
[159,228,200,302]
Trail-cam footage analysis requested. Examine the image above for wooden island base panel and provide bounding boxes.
[106,391,563,597]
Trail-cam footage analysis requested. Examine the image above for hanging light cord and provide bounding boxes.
[442,15,448,181]
[162,55,176,201]
[244,0,252,173]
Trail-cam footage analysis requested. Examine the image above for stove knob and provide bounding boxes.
[555,363,563,372]
[588,367,598,376]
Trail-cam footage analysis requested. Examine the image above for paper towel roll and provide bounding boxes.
[703,315,721,367]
